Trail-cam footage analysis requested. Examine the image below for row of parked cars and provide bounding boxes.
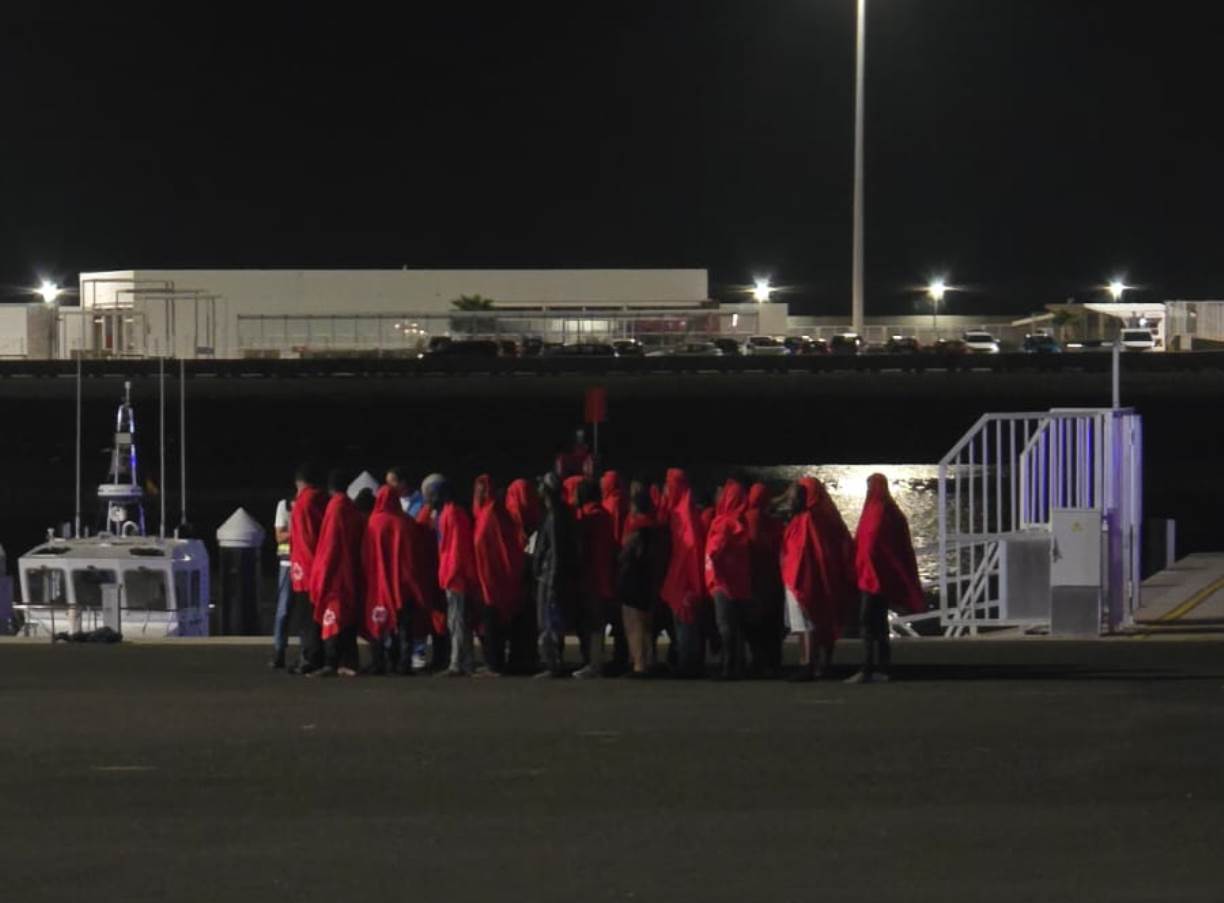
[422,329,1159,359]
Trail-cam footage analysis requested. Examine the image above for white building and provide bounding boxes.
[65,268,712,359]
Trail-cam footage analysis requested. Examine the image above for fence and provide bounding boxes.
[937,409,1142,635]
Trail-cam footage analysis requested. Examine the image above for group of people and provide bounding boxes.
[270,456,925,683]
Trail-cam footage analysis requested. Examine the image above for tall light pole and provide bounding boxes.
[927,278,948,334]
[1107,277,1130,409]
[37,281,62,359]
[851,0,867,336]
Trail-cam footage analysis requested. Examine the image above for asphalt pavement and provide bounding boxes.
[1,639,1222,902]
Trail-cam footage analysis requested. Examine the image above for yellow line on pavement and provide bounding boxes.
[1155,575,1224,623]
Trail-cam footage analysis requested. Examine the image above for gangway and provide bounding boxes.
[935,408,1142,635]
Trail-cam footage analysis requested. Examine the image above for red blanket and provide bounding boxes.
[289,485,326,592]
[855,474,925,613]
[473,475,526,622]
[705,479,752,601]
[309,492,364,639]
[659,469,707,624]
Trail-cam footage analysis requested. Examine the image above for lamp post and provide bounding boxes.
[752,279,774,304]
[927,278,948,335]
[851,0,867,335]
[1107,277,1130,408]
[37,281,61,359]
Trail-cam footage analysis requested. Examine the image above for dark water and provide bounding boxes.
[0,370,1220,609]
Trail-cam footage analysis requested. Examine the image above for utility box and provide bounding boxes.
[1051,509,1102,635]
[998,532,1052,621]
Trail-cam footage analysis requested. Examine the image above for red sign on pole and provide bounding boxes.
[584,386,607,424]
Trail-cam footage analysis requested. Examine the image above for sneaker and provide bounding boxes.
[472,668,502,679]
[268,656,286,670]
[440,668,469,678]
[288,663,318,677]
[844,670,880,684]
[533,668,562,680]
[307,666,338,679]
[337,667,358,678]
[572,666,600,680]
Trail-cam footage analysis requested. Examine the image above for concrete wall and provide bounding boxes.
[75,269,710,358]
[0,304,54,358]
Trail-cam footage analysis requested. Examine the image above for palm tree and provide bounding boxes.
[450,295,497,336]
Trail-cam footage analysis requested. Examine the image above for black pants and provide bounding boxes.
[375,614,414,674]
[713,592,745,678]
[481,606,508,673]
[861,592,890,676]
[324,626,359,671]
[295,591,323,670]
[507,603,538,674]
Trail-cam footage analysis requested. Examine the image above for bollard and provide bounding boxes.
[215,508,266,636]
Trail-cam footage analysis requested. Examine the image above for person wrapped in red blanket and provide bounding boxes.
[363,484,430,675]
[659,468,708,677]
[430,478,480,676]
[847,473,924,684]
[574,478,618,679]
[288,464,328,674]
[472,474,526,675]
[780,477,857,681]
[705,477,753,679]
[308,470,365,677]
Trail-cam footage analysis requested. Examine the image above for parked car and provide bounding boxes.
[498,340,519,357]
[645,342,724,357]
[711,338,743,356]
[742,335,789,356]
[423,339,501,358]
[783,335,827,355]
[520,337,545,357]
[1022,333,1062,354]
[932,338,968,355]
[962,331,1001,354]
[885,335,921,353]
[612,340,645,357]
[541,342,616,358]
[829,333,863,355]
[1120,328,1157,352]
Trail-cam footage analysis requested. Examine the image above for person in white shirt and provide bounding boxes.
[269,497,293,668]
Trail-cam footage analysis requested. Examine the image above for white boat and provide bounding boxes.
[14,360,211,638]
[18,535,210,637]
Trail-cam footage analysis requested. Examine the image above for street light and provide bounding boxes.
[752,279,774,303]
[927,278,948,333]
[37,280,61,304]
[851,0,868,335]
[1105,277,1131,409]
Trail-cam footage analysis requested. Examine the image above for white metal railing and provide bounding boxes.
[938,409,1143,634]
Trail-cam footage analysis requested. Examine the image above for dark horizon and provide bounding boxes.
[3,2,1222,316]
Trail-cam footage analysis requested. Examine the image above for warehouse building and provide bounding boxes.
[62,268,725,359]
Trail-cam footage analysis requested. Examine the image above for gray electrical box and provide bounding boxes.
[1051,509,1103,635]
[999,532,1052,621]
[100,584,122,633]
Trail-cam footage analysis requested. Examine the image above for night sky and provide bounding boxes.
[3,2,1222,316]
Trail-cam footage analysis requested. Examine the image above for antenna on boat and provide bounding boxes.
[159,356,167,541]
[179,356,187,534]
[74,356,82,539]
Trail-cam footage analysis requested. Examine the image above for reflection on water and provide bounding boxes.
[741,464,941,587]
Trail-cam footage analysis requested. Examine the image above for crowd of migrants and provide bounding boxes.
[268,442,924,683]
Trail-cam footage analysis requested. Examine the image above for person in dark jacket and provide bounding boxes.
[534,473,579,677]
[617,489,669,676]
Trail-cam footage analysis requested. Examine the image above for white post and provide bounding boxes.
[851,0,867,336]
[1112,336,1121,409]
